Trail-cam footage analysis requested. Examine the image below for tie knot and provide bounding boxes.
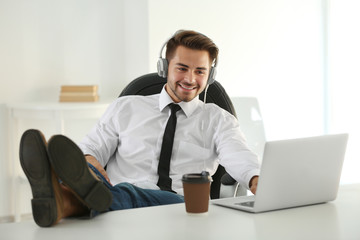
[169,104,181,114]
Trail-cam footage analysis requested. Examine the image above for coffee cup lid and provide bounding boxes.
[182,171,212,183]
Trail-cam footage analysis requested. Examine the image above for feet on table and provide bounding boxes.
[19,129,112,227]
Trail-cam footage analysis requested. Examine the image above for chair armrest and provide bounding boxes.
[220,173,237,185]
[219,173,247,198]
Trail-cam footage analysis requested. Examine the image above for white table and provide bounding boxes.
[1,184,359,240]
[7,101,111,222]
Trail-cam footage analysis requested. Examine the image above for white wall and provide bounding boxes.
[0,0,149,103]
[328,0,360,184]
[148,0,325,141]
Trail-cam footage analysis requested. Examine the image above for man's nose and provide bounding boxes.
[184,71,196,83]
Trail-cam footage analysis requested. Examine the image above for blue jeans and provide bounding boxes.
[88,164,184,216]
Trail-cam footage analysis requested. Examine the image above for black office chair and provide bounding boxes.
[119,73,237,199]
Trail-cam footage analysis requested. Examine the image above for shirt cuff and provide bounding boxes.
[246,169,260,189]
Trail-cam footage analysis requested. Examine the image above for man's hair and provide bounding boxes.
[165,30,219,65]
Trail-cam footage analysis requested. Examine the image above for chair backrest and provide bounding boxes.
[119,73,236,199]
[230,97,266,161]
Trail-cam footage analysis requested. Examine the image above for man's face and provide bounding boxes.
[166,46,211,103]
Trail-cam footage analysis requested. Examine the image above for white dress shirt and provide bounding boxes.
[79,86,260,195]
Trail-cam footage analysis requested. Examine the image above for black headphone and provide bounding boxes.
[157,38,218,85]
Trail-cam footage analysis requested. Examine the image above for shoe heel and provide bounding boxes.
[31,198,58,227]
[84,182,112,212]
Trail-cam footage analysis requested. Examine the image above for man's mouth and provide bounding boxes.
[178,83,196,90]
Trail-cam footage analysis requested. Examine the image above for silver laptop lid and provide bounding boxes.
[254,133,348,212]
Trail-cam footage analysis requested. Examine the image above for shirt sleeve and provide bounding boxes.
[214,108,260,189]
[78,99,121,167]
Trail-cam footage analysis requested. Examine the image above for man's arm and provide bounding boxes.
[85,155,112,185]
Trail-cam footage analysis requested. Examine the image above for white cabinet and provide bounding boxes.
[7,101,111,222]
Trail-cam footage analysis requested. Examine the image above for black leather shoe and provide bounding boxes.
[19,129,63,227]
[47,135,112,212]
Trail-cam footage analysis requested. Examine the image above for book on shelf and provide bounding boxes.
[61,85,98,93]
[59,85,99,102]
[59,95,99,102]
[60,92,98,97]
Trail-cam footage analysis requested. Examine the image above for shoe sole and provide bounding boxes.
[19,129,63,227]
[47,135,112,212]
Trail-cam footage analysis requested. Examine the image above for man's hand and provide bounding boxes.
[85,155,112,185]
[249,176,259,195]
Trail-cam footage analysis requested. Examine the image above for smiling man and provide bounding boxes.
[19,30,260,227]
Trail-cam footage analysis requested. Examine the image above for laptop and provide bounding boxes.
[212,133,348,213]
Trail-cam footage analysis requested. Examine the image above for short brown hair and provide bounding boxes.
[165,30,219,65]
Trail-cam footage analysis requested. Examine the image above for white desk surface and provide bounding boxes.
[1,184,359,240]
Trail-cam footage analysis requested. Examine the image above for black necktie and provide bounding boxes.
[157,103,181,192]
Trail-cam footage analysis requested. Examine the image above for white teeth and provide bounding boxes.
[179,83,195,90]
[183,86,194,90]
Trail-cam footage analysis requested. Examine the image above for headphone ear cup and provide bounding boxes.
[207,66,217,85]
[157,58,168,78]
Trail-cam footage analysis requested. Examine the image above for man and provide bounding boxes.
[20,30,260,227]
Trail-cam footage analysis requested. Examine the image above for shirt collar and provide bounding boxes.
[159,84,202,117]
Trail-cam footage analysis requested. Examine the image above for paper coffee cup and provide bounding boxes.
[182,171,212,214]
